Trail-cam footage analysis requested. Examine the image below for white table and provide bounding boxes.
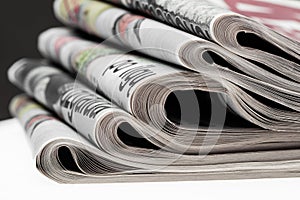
[0,119,299,200]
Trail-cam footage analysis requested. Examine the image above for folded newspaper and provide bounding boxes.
[52,0,300,128]
[11,58,300,155]
[38,28,300,135]
[7,0,300,183]
[9,93,300,183]
[207,0,300,42]
[54,0,300,83]
[100,0,300,67]
[105,0,300,42]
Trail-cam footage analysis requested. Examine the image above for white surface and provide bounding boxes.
[0,118,299,199]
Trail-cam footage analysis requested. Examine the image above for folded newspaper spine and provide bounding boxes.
[7,59,182,153]
[53,0,300,95]
[104,0,300,79]
[53,0,300,86]
[8,59,300,155]
[37,27,300,133]
[9,95,300,183]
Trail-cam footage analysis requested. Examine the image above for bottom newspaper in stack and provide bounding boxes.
[8,59,300,183]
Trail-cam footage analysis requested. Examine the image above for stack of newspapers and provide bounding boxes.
[8,0,300,183]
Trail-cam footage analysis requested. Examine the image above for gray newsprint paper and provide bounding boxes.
[53,0,300,83]
[9,94,300,183]
[10,58,300,156]
[53,0,300,89]
[52,1,300,131]
[103,0,300,77]
[6,0,300,184]
[37,27,300,133]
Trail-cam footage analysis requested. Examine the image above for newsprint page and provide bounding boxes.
[1,0,300,199]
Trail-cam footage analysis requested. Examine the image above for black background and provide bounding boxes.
[0,0,60,119]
